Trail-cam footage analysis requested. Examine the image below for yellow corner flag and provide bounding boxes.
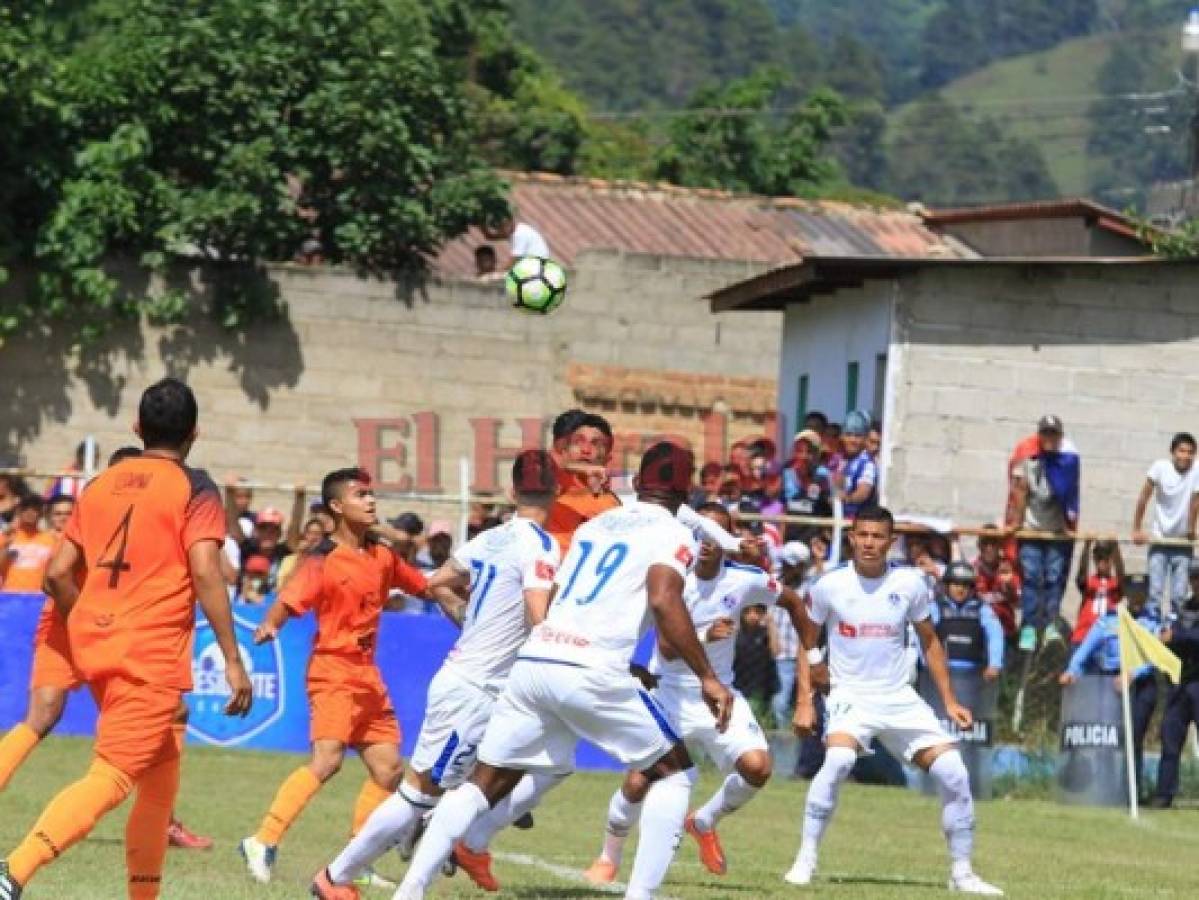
[1117,605,1181,684]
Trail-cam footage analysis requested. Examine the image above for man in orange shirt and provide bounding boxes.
[239,467,429,885]
[544,409,621,551]
[0,495,57,592]
[0,378,253,900]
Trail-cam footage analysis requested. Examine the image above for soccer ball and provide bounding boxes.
[505,256,567,314]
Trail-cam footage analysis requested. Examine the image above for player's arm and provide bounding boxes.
[424,559,470,627]
[43,538,84,617]
[254,598,295,643]
[912,616,972,729]
[676,503,740,552]
[190,539,252,716]
[525,584,553,626]
[647,563,733,731]
[777,584,828,694]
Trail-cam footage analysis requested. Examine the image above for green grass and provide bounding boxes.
[889,28,1174,197]
[3,736,1199,897]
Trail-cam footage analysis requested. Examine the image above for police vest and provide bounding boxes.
[935,596,986,666]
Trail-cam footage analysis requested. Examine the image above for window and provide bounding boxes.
[796,374,809,426]
[845,361,859,414]
[873,354,888,419]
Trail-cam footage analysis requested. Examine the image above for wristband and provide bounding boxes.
[806,647,825,665]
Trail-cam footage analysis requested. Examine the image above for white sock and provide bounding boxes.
[398,782,489,891]
[625,768,697,899]
[599,786,644,866]
[929,751,975,878]
[461,772,564,853]
[797,746,856,866]
[328,785,438,884]
[693,772,759,832]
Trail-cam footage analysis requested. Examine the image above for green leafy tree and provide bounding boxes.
[0,0,510,344]
[653,68,847,196]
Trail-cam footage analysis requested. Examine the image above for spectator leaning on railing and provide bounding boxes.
[1132,432,1199,619]
[1071,540,1123,646]
[1008,414,1080,650]
[973,529,1020,640]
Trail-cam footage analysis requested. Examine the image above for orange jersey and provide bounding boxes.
[1,527,58,592]
[545,471,620,551]
[280,539,427,677]
[64,455,225,690]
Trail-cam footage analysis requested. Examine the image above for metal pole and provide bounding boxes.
[459,456,471,546]
[1120,667,1139,820]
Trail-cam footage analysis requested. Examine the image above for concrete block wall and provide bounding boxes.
[1,251,780,520]
[886,264,1199,563]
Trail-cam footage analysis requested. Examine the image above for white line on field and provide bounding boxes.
[493,851,682,899]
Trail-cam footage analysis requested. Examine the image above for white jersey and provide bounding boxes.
[808,563,932,694]
[652,560,782,692]
[520,501,698,672]
[446,516,561,691]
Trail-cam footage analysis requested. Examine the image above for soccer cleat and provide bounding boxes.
[0,861,23,900]
[167,818,214,850]
[452,841,500,892]
[783,858,816,886]
[583,857,618,885]
[949,872,1004,895]
[311,868,361,900]
[239,835,278,884]
[512,811,535,830]
[685,814,727,876]
[352,867,397,891]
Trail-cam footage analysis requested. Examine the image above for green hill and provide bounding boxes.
[890,27,1176,198]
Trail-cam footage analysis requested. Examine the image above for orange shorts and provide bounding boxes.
[90,677,183,780]
[307,667,400,747]
[30,611,83,692]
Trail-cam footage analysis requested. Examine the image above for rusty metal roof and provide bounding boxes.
[434,172,970,277]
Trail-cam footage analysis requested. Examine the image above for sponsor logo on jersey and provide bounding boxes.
[535,560,556,581]
[675,545,695,568]
[838,621,900,639]
[1061,722,1122,751]
[187,611,284,747]
[838,622,858,637]
[533,624,591,648]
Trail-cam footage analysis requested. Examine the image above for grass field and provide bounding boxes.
[2,736,1198,898]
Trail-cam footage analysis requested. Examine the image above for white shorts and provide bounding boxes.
[478,659,678,775]
[409,665,496,789]
[825,685,953,762]
[654,683,767,773]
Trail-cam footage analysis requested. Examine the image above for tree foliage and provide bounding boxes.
[0,0,511,344]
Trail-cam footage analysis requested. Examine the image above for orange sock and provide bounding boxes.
[0,724,41,792]
[255,766,322,846]
[351,778,394,836]
[7,758,133,885]
[126,752,180,900]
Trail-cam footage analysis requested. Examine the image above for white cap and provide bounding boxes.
[777,541,811,568]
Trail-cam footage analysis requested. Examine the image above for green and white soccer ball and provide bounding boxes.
[505,256,567,315]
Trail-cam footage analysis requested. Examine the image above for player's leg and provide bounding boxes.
[348,691,404,837]
[166,702,211,851]
[241,739,345,883]
[456,770,565,855]
[125,729,183,900]
[623,742,698,900]
[688,692,772,875]
[0,687,66,793]
[786,734,859,885]
[2,678,173,893]
[583,769,651,884]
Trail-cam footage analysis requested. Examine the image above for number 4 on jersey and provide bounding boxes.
[97,505,134,588]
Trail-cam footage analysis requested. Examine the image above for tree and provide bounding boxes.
[653,68,847,196]
[0,0,510,344]
[918,3,988,91]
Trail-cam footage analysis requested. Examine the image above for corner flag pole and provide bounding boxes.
[1119,665,1138,820]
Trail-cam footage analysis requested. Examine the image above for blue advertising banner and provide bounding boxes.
[0,593,655,772]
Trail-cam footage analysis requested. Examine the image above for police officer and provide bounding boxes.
[1149,559,1199,808]
[1060,583,1160,797]
[930,562,1006,682]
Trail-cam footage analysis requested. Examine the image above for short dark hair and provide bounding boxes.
[512,448,558,500]
[638,441,695,495]
[695,500,732,531]
[475,244,496,260]
[804,410,829,430]
[1171,432,1196,452]
[108,446,141,466]
[1093,540,1117,559]
[321,467,370,510]
[47,494,75,510]
[17,493,45,512]
[551,408,588,442]
[852,504,894,532]
[579,412,613,441]
[137,378,198,450]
